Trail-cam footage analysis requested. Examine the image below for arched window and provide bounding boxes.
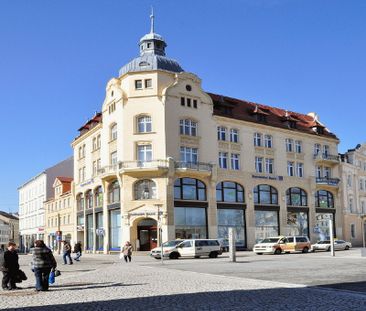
[85,190,93,209]
[134,180,157,200]
[174,178,206,201]
[253,184,278,205]
[110,123,117,141]
[137,115,152,133]
[216,181,244,203]
[180,119,197,136]
[286,188,307,206]
[94,186,103,207]
[76,193,84,211]
[315,190,334,208]
[108,180,120,204]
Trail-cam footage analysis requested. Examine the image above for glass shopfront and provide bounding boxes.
[174,207,207,239]
[287,211,309,236]
[255,210,279,242]
[109,210,121,250]
[96,212,104,251]
[86,214,93,250]
[314,213,333,241]
[217,209,246,248]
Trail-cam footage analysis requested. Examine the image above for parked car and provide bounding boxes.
[151,239,222,260]
[312,240,352,252]
[253,236,311,255]
[150,240,183,259]
[218,238,229,252]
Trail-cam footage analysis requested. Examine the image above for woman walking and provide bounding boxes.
[30,240,57,292]
[121,241,133,263]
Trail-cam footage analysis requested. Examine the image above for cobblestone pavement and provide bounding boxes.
[1,253,366,310]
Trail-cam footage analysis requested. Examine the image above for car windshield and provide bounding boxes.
[162,240,182,247]
[260,238,280,243]
[317,241,330,244]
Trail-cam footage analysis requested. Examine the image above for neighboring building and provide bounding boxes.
[340,144,366,246]
[0,211,19,249]
[44,177,75,252]
[18,157,73,251]
[71,14,341,253]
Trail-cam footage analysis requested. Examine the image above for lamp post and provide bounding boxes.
[155,204,163,264]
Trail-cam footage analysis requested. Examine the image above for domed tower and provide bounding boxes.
[119,10,184,76]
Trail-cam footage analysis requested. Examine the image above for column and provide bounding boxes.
[102,180,109,254]
[92,190,96,254]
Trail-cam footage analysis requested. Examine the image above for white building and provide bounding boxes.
[0,219,10,250]
[18,157,73,251]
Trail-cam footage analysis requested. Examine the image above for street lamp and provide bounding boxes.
[154,204,163,264]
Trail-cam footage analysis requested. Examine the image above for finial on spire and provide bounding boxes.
[150,6,155,33]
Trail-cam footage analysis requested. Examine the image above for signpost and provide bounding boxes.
[229,227,236,262]
[56,230,62,255]
[329,219,335,257]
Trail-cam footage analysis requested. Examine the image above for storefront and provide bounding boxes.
[286,187,309,237]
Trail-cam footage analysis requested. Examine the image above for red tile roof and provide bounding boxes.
[75,112,102,139]
[209,93,338,140]
[57,177,73,183]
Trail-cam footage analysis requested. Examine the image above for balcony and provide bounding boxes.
[174,161,212,177]
[314,153,339,165]
[97,164,120,179]
[316,177,340,188]
[119,160,169,177]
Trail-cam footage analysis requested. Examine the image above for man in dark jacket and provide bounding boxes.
[1,242,20,290]
[31,240,57,292]
[62,241,73,265]
[73,242,82,261]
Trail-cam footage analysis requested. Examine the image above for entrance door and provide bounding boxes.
[137,218,158,251]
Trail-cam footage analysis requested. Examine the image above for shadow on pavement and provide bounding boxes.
[317,280,366,293]
[3,288,366,311]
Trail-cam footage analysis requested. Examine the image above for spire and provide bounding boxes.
[150,7,155,33]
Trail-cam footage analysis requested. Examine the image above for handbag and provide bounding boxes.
[18,269,27,281]
[49,271,55,284]
[54,269,61,277]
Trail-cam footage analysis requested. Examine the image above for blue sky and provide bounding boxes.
[0,0,365,212]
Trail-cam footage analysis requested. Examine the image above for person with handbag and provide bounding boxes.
[30,240,57,292]
[121,241,133,263]
[73,242,82,262]
[1,242,20,290]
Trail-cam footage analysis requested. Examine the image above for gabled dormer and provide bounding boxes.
[53,177,73,199]
[251,104,269,123]
[281,110,299,129]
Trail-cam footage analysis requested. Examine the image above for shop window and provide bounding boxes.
[286,187,307,206]
[315,190,334,208]
[108,180,120,204]
[253,184,278,205]
[216,181,244,203]
[174,178,206,201]
[174,207,207,239]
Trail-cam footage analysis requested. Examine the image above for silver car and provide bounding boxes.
[312,240,352,252]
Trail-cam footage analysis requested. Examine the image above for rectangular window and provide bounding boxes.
[323,145,329,157]
[135,80,143,89]
[230,129,239,143]
[324,167,331,178]
[181,97,185,106]
[255,210,279,243]
[295,140,302,153]
[137,144,152,162]
[217,209,246,249]
[254,133,262,147]
[193,99,197,108]
[219,152,228,169]
[266,158,274,174]
[180,146,198,163]
[217,126,227,141]
[97,135,101,149]
[296,163,304,177]
[92,137,97,151]
[109,210,121,250]
[316,166,322,178]
[288,161,294,176]
[314,143,321,155]
[286,138,294,152]
[174,207,207,239]
[93,161,97,176]
[360,179,364,190]
[351,224,356,239]
[187,98,191,107]
[145,79,152,88]
[255,157,263,173]
[180,119,197,136]
[111,151,118,165]
[231,153,240,170]
[264,135,272,148]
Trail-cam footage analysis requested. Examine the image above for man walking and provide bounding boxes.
[62,241,73,265]
[1,242,20,290]
[73,242,82,261]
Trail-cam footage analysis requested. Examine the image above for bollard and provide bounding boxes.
[229,227,236,262]
[329,219,335,257]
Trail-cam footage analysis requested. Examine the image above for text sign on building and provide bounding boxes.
[252,175,284,181]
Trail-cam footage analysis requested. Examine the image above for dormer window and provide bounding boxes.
[135,80,143,90]
[256,114,267,123]
[147,43,151,48]
[252,105,269,123]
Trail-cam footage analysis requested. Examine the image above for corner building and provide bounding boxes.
[72,17,341,253]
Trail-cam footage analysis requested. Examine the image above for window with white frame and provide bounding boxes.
[296,163,304,177]
[110,124,117,141]
[316,166,322,178]
[230,129,239,143]
[314,143,321,155]
[92,137,97,151]
[138,144,152,162]
[217,126,227,141]
[254,133,262,147]
[111,151,118,165]
[219,152,228,169]
[264,135,272,148]
[351,224,356,239]
[137,116,152,133]
[295,140,302,153]
[180,146,198,163]
[287,161,294,176]
[180,119,197,136]
[255,157,263,173]
[231,153,240,170]
[135,80,143,89]
[323,167,331,178]
[266,158,274,174]
[96,134,101,149]
[93,161,97,176]
[323,145,329,156]
[347,174,352,187]
[285,138,294,152]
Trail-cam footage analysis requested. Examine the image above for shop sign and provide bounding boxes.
[96,228,105,236]
[128,211,161,217]
[252,175,284,181]
[80,178,94,187]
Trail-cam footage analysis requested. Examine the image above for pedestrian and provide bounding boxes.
[121,241,133,263]
[1,242,20,290]
[73,242,82,261]
[62,241,73,265]
[30,240,57,292]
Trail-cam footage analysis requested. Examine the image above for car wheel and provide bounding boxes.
[345,246,350,250]
[256,253,263,255]
[274,248,282,255]
[209,251,218,258]
[194,255,200,259]
[327,247,331,252]
[154,257,161,260]
[169,252,179,260]
[302,247,309,254]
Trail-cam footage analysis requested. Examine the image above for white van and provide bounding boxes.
[153,239,222,259]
